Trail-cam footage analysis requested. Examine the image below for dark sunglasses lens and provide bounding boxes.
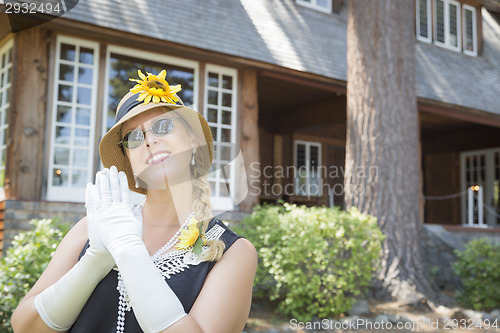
[152,118,174,136]
[123,130,144,149]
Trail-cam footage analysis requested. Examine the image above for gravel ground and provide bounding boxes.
[244,300,500,333]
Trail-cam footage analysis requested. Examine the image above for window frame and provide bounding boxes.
[0,38,13,200]
[460,147,500,227]
[102,45,200,203]
[433,0,462,52]
[204,64,238,211]
[103,45,200,140]
[462,4,478,56]
[294,139,323,197]
[296,0,333,14]
[416,0,478,56]
[47,35,100,202]
[416,0,432,43]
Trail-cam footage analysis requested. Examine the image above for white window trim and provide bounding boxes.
[296,0,332,14]
[434,0,462,52]
[204,64,238,212]
[0,38,13,201]
[103,45,200,141]
[460,147,500,227]
[47,35,100,202]
[462,4,478,56]
[416,0,432,43]
[102,45,200,203]
[294,140,323,197]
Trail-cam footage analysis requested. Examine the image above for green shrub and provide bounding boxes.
[233,202,384,321]
[0,218,70,332]
[452,238,500,311]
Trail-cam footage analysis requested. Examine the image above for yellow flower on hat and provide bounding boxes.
[129,69,182,105]
[176,217,206,252]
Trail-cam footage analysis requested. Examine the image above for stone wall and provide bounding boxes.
[2,199,86,253]
[422,224,500,291]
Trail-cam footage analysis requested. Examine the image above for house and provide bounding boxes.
[1,0,500,258]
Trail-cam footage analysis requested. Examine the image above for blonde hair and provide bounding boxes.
[190,143,225,261]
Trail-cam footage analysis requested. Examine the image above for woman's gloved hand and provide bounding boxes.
[33,169,122,331]
[84,169,115,271]
[88,166,143,258]
[90,166,186,333]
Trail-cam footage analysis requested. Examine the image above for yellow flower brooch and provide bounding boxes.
[176,216,207,254]
[129,69,182,104]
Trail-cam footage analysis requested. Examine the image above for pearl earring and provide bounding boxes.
[134,174,139,188]
[191,147,197,166]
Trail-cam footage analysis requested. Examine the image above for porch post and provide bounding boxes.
[6,27,50,200]
[418,113,424,223]
[238,69,259,213]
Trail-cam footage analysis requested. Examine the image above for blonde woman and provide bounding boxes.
[11,70,257,333]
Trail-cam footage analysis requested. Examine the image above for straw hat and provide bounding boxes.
[99,83,214,194]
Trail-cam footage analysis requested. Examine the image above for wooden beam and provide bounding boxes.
[260,71,346,94]
[422,126,500,153]
[418,99,500,128]
[273,135,283,187]
[238,70,260,213]
[476,0,500,12]
[5,27,50,200]
[271,97,346,134]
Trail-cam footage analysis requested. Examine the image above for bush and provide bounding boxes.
[0,218,69,332]
[233,202,384,321]
[452,238,500,311]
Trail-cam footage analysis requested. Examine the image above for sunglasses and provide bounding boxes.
[118,117,180,149]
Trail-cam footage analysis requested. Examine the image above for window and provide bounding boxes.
[294,140,322,197]
[48,41,241,208]
[416,0,432,42]
[461,148,500,227]
[104,46,198,135]
[47,36,99,202]
[415,0,477,55]
[462,4,477,56]
[204,65,238,211]
[0,39,13,196]
[103,46,198,202]
[296,0,332,14]
[434,0,461,51]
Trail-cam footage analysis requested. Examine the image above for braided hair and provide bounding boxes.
[190,145,225,261]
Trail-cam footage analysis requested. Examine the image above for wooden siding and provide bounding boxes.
[6,27,50,200]
[423,152,461,224]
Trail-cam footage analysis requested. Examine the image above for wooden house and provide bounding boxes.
[1,0,500,254]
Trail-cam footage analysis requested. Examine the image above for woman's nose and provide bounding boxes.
[144,129,159,146]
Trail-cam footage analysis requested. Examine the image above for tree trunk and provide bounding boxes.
[345,0,445,304]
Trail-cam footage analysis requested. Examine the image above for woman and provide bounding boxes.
[11,70,257,333]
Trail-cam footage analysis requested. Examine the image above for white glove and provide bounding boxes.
[86,169,115,262]
[33,174,116,331]
[91,166,186,333]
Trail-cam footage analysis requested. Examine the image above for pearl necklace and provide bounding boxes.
[115,211,195,333]
[151,211,195,261]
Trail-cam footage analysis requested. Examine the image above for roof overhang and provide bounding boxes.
[477,0,500,12]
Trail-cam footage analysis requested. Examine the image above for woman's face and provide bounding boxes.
[121,108,197,190]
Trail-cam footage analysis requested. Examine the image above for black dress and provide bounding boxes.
[69,217,242,333]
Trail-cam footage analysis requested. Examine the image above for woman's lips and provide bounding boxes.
[146,152,170,165]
